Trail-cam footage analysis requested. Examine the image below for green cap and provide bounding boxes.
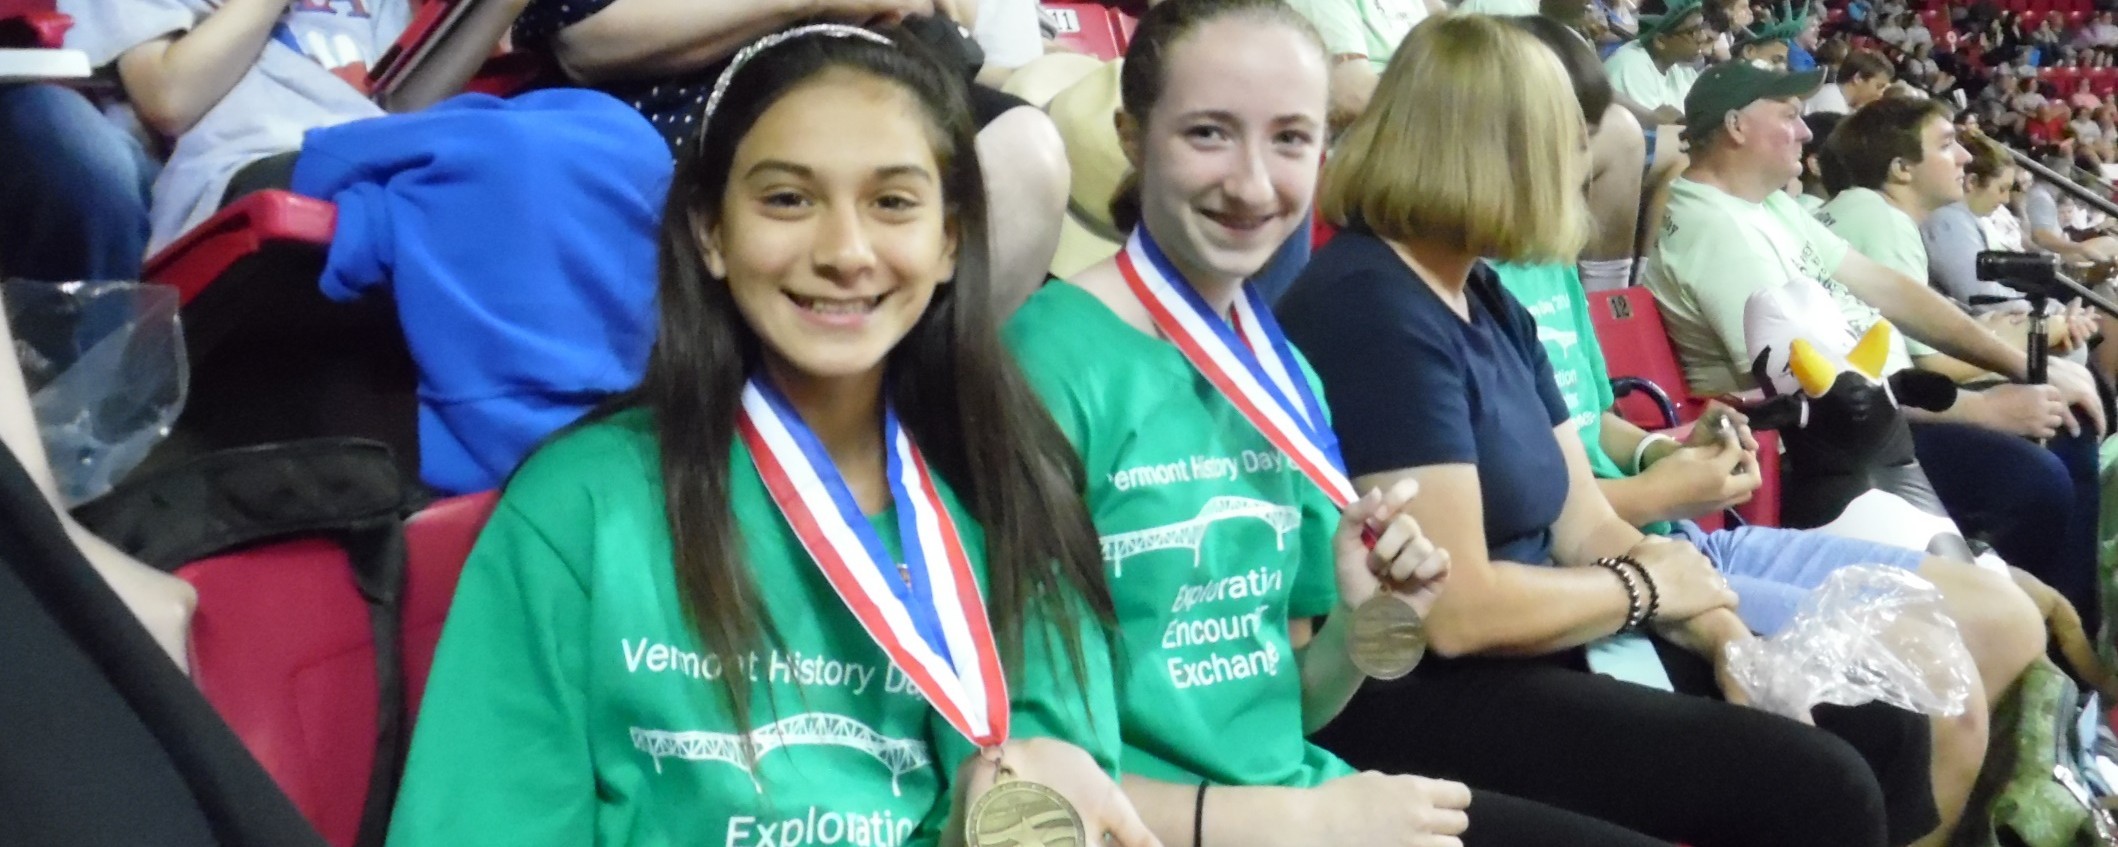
[1636,0,1707,42]
[1681,59,1827,144]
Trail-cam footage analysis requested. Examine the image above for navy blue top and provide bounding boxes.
[1276,229,1573,566]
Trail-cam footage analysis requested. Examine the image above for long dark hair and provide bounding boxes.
[613,24,1114,730]
[1107,0,1325,233]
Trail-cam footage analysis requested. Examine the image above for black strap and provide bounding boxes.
[73,438,412,847]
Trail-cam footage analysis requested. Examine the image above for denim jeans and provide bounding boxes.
[0,85,157,282]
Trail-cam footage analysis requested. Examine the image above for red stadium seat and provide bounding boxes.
[1589,287,1783,529]
[0,0,69,47]
[178,492,496,847]
[143,191,337,308]
[2091,67,2118,97]
[1043,1,1130,60]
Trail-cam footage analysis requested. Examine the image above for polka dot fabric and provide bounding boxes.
[512,0,720,152]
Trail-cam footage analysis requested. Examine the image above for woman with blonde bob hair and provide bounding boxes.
[1318,17,1590,266]
[1278,15,1942,847]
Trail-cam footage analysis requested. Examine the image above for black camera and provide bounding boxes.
[1976,251,2064,299]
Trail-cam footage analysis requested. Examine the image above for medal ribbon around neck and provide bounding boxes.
[1116,227,1357,508]
[739,377,1009,748]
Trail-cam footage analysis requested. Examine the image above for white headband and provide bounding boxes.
[697,23,896,143]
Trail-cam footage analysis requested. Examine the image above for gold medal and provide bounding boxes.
[965,766,1088,847]
[1347,594,1427,680]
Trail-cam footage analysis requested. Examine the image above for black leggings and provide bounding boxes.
[1314,638,1939,847]
[1464,789,1672,847]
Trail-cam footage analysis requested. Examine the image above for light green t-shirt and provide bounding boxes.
[1285,0,1429,73]
[1492,263,1684,541]
[1456,0,1543,15]
[388,410,1118,847]
[1644,177,1852,395]
[1814,187,1939,365]
[1004,282,1354,789]
[1491,262,1626,481]
[1603,41,1700,113]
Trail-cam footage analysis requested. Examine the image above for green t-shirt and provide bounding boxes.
[1602,41,1700,113]
[387,409,1119,847]
[1004,283,1354,789]
[1285,0,1428,73]
[1644,177,1852,395]
[1493,262,1681,538]
[1814,187,1938,365]
[1491,263,1625,481]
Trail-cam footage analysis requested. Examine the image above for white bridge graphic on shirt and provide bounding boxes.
[629,712,930,794]
[1100,495,1301,575]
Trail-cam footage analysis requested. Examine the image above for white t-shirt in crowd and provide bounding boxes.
[1805,83,1851,114]
[973,0,1042,70]
[1604,40,1699,112]
[62,0,408,252]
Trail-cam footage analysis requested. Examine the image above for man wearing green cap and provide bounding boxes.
[1642,60,2107,436]
[1603,0,1710,126]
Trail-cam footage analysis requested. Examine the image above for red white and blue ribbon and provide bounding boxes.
[1116,227,1357,508]
[739,377,1009,748]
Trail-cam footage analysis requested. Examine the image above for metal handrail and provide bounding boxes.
[2007,145,2118,221]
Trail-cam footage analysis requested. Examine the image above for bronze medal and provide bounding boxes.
[1347,594,1427,680]
[965,769,1088,847]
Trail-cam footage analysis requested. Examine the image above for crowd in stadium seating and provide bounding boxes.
[13,0,2118,845]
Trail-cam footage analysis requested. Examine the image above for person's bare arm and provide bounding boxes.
[1121,776,1308,847]
[548,0,930,84]
[115,0,293,137]
[1834,249,2106,434]
[1353,461,1637,658]
[1834,249,2031,375]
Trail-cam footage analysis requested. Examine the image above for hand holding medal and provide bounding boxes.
[1116,228,1449,683]
[958,739,1162,847]
[1338,480,1450,681]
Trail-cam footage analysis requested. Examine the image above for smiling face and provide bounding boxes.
[704,68,957,387]
[1123,16,1328,290]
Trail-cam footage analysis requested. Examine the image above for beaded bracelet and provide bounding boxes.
[1621,558,1662,626]
[1591,556,1648,632]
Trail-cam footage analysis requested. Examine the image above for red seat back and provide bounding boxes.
[143,191,338,306]
[1591,287,1696,427]
[178,492,497,847]
[1043,1,1129,60]
[0,0,68,46]
[1589,287,1782,528]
